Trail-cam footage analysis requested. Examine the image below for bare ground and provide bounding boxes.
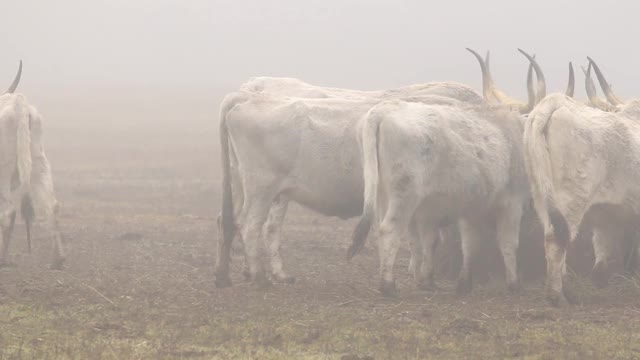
[1,116,640,359]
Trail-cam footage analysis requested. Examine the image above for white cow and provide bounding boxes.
[348,94,533,297]
[578,62,640,284]
[215,75,488,287]
[215,89,475,287]
[0,62,65,269]
[523,55,640,306]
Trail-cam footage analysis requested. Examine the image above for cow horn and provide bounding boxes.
[519,59,536,114]
[467,48,528,108]
[5,60,22,94]
[565,62,575,98]
[583,63,616,111]
[517,49,546,105]
[587,56,624,106]
[466,48,497,103]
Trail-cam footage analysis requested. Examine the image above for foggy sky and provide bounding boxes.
[2,0,638,125]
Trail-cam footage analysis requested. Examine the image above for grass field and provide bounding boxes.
[1,112,640,359]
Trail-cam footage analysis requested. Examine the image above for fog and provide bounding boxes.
[3,0,639,130]
[3,2,640,358]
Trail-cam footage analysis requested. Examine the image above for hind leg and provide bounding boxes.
[415,222,439,291]
[31,157,65,270]
[377,196,419,297]
[262,197,294,283]
[456,216,483,295]
[0,211,16,267]
[236,178,279,286]
[408,220,421,277]
[496,198,524,292]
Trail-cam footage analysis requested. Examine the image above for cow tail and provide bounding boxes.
[15,97,33,253]
[15,96,32,196]
[347,105,385,260]
[523,99,560,238]
[219,95,241,249]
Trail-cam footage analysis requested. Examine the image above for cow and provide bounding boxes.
[523,54,640,306]
[347,61,542,295]
[0,61,65,270]
[577,62,640,282]
[214,88,485,288]
[215,71,496,287]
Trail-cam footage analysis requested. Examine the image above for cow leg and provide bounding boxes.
[407,220,421,277]
[31,161,65,270]
[0,211,16,267]
[262,197,294,283]
[47,203,64,270]
[591,227,616,289]
[238,188,276,287]
[377,197,418,298]
[236,237,251,280]
[544,227,569,306]
[496,199,524,292]
[415,224,438,291]
[456,217,482,296]
[216,212,252,284]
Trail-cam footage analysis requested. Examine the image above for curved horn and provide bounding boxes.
[582,63,616,111]
[517,49,546,105]
[520,58,536,114]
[466,48,496,103]
[467,48,528,108]
[587,56,624,106]
[565,62,575,98]
[5,60,22,94]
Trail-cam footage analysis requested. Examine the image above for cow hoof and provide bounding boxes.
[456,277,473,296]
[379,280,398,298]
[50,258,65,271]
[591,262,610,289]
[214,274,233,288]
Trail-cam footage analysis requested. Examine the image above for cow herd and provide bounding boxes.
[214,49,640,307]
[0,49,638,307]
